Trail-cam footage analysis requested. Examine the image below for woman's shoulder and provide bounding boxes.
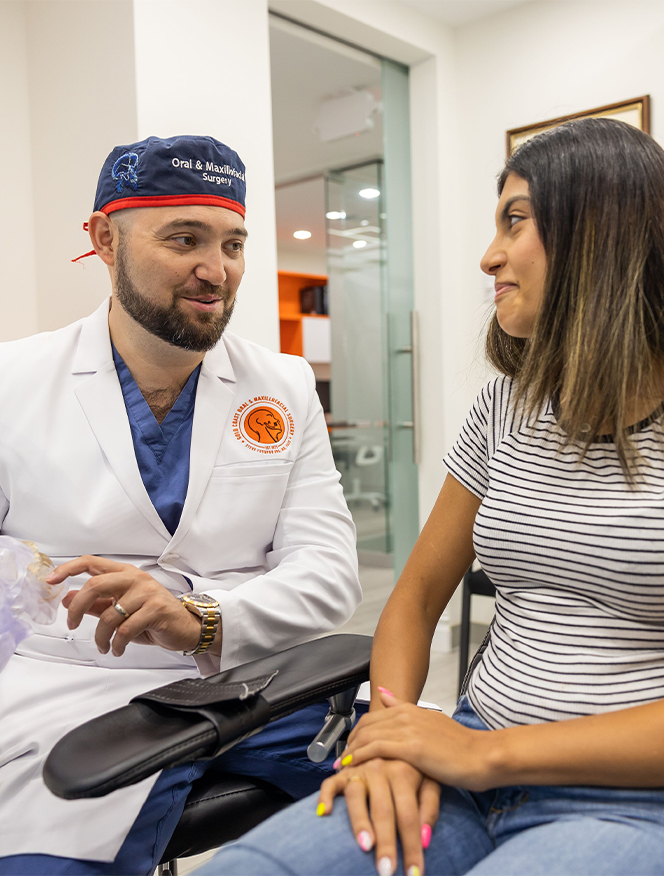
[472,374,515,421]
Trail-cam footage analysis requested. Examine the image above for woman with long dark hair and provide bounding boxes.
[199,118,664,876]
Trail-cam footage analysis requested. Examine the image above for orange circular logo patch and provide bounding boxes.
[233,397,295,454]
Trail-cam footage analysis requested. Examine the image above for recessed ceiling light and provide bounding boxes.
[360,220,370,227]
[326,211,346,220]
[293,230,312,240]
[353,240,367,249]
[359,188,380,199]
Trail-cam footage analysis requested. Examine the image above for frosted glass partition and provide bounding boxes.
[326,162,392,557]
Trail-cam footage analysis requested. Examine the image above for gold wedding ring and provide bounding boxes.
[113,601,130,620]
[346,774,367,790]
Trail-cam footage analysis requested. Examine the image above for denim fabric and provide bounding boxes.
[0,701,363,876]
[201,697,664,876]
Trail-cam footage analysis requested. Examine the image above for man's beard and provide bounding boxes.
[114,241,235,352]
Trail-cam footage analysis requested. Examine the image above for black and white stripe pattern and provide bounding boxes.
[444,376,664,729]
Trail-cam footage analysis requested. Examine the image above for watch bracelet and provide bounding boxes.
[180,597,220,656]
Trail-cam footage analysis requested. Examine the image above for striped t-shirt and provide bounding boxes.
[444,375,664,730]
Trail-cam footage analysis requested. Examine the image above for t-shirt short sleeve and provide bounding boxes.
[444,377,510,500]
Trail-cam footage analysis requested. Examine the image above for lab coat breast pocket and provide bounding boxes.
[187,460,294,575]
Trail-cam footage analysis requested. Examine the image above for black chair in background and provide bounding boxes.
[457,566,496,697]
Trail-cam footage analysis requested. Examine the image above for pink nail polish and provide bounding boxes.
[377,686,394,697]
[357,830,372,852]
[421,823,432,849]
[333,757,341,769]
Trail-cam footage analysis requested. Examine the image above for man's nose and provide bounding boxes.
[195,248,227,286]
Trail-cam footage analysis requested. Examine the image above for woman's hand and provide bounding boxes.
[340,690,494,793]
[317,757,440,876]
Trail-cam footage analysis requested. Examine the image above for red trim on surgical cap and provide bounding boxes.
[101,193,246,219]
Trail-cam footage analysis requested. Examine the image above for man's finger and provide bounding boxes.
[66,572,135,629]
[94,598,140,654]
[46,555,125,585]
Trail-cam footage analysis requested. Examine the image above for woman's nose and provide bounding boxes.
[480,235,505,276]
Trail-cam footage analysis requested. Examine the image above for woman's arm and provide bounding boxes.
[368,473,481,709]
[343,688,664,791]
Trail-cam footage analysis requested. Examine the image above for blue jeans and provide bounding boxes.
[200,698,664,875]
[0,701,366,876]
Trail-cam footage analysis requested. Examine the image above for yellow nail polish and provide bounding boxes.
[341,754,353,766]
[316,802,326,816]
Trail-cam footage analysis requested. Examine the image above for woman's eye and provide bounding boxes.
[508,214,524,229]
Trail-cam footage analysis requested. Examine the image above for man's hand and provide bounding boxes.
[46,556,202,656]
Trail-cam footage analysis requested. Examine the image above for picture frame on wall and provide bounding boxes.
[506,95,651,156]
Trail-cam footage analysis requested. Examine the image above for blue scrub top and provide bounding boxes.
[112,345,201,536]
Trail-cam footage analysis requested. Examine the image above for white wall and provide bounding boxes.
[25,0,138,333]
[0,2,38,340]
[133,0,280,352]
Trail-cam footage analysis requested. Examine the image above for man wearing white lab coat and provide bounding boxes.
[0,136,360,874]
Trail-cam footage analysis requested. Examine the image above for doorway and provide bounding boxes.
[269,15,418,581]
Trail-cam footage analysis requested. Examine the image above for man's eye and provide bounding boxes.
[227,241,244,253]
[172,235,195,246]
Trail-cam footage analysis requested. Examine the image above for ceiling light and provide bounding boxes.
[353,240,367,249]
[326,211,346,220]
[360,220,369,226]
[359,188,380,199]
[293,230,312,240]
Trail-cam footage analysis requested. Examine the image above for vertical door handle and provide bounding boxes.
[395,311,420,465]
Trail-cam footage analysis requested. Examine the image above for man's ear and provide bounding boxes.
[88,212,119,266]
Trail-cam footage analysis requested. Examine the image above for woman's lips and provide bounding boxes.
[494,283,517,301]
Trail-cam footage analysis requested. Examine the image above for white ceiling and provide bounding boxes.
[397,0,533,27]
[270,0,535,268]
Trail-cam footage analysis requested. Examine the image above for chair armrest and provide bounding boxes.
[43,633,372,801]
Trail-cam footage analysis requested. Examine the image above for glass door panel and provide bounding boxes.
[326,161,392,558]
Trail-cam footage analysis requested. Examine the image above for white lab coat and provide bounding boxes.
[0,299,360,861]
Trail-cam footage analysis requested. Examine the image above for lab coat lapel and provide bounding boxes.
[172,339,236,543]
[72,301,171,540]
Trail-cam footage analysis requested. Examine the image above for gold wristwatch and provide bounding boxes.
[178,593,221,656]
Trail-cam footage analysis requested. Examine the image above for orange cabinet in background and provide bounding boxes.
[278,271,327,357]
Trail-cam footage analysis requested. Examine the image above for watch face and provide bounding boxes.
[192,594,217,606]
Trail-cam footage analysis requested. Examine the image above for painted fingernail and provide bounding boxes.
[421,823,432,849]
[357,830,372,852]
[377,857,393,876]
[333,757,341,769]
[341,754,353,766]
[377,686,394,697]
[316,802,326,816]
[407,867,420,876]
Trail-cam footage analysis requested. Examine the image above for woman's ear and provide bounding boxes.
[87,212,119,266]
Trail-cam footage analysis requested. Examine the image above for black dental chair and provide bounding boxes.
[44,634,372,875]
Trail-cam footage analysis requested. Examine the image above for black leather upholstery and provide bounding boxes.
[44,634,372,800]
[159,771,293,862]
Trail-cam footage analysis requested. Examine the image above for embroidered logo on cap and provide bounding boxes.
[233,398,294,454]
[112,152,139,194]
